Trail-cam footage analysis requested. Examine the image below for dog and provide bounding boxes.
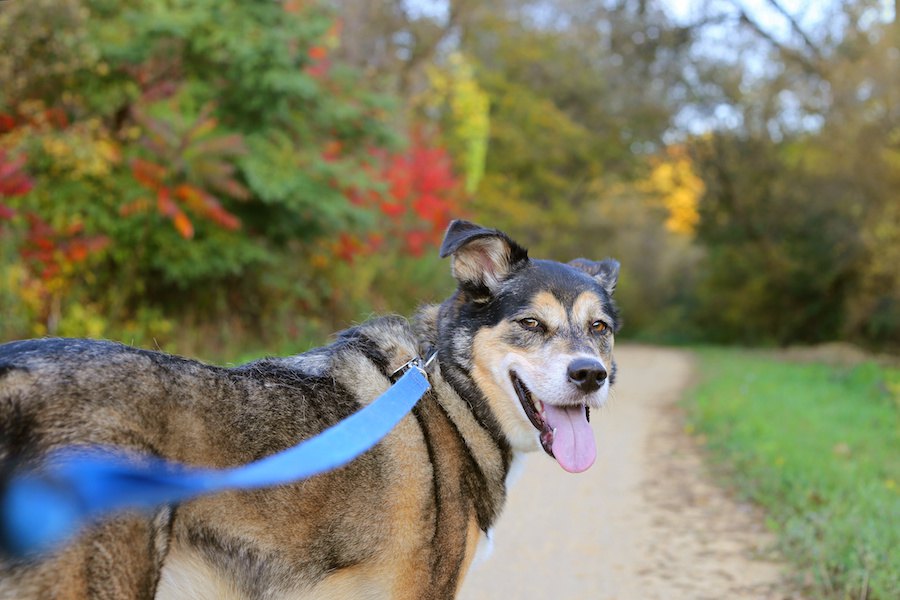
[0,220,620,599]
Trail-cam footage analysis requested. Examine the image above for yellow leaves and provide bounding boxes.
[39,118,121,179]
[645,145,705,237]
[424,53,490,194]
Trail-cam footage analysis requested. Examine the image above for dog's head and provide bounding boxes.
[436,220,619,473]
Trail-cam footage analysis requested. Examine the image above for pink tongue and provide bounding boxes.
[542,404,596,473]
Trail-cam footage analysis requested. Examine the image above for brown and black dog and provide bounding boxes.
[0,220,620,599]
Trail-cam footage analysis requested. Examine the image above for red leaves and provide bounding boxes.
[382,143,460,235]
[403,230,430,257]
[43,108,69,129]
[20,213,109,281]
[379,202,406,218]
[0,150,35,198]
[336,232,363,263]
[0,149,35,222]
[0,113,16,134]
[380,141,462,248]
[335,138,464,262]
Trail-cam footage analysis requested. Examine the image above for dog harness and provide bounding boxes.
[0,354,435,557]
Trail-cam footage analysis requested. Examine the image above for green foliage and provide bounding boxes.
[688,134,864,345]
[686,349,900,599]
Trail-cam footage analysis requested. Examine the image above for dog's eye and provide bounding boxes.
[518,318,545,332]
[591,320,608,334]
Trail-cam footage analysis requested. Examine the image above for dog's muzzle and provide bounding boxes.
[510,371,596,473]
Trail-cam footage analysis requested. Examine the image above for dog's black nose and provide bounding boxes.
[567,358,607,393]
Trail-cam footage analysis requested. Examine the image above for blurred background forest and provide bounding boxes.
[1,0,898,359]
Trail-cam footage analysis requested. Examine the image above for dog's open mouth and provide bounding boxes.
[510,372,596,473]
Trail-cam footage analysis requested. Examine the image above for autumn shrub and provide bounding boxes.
[0,0,465,357]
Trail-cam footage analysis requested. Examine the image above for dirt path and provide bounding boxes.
[458,345,795,600]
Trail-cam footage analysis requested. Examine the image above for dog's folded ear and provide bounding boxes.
[569,257,620,296]
[440,220,529,296]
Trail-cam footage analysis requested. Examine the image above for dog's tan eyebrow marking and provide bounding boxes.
[528,291,567,331]
[572,291,608,327]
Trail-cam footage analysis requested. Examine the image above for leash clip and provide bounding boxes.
[390,350,437,383]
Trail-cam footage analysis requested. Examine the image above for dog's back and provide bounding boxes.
[0,320,504,599]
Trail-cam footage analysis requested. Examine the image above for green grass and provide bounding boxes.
[685,349,900,599]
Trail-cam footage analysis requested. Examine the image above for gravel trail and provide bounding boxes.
[458,345,795,600]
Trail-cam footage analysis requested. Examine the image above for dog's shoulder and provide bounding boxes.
[242,315,421,383]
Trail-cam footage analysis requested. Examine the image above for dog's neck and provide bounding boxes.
[412,304,512,532]
[411,303,440,357]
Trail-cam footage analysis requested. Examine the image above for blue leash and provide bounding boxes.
[0,359,432,557]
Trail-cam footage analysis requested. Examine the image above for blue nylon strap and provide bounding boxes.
[0,366,431,557]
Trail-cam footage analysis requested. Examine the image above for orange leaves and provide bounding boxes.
[172,212,194,240]
[156,187,194,239]
[131,158,166,190]
[127,159,242,239]
[308,46,328,61]
[174,184,240,231]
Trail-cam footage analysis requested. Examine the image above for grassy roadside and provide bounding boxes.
[684,348,900,599]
